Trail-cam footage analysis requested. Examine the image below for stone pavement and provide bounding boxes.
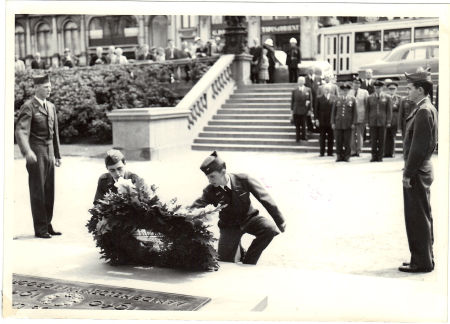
[7,147,446,320]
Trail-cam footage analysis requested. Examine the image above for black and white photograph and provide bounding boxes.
[3,1,449,322]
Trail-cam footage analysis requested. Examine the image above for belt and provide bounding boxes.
[30,138,53,145]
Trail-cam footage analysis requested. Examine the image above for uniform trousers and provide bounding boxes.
[26,143,55,235]
[293,114,307,141]
[334,128,352,161]
[268,66,275,83]
[370,126,386,161]
[218,215,280,265]
[288,67,298,83]
[403,168,434,270]
[384,125,397,157]
[351,123,364,155]
[319,125,334,155]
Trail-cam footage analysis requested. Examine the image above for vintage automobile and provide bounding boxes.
[358,41,438,80]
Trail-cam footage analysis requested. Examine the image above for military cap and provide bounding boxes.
[404,67,432,83]
[373,80,384,87]
[200,151,225,175]
[33,74,50,85]
[385,79,398,88]
[352,77,363,83]
[339,83,351,90]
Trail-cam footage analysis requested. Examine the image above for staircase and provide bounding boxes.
[191,79,437,153]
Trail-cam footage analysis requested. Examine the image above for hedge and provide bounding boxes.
[14,59,216,144]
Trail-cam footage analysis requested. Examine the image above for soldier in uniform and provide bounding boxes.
[285,38,301,83]
[191,151,286,265]
[93,149,145,204]
[331,83,357,162]
[399,69,438,273]
[384,79,402,158]
[315,85,335,156]
[365,80,392,162]
[399,97,415,141]
[15,74,62,238]
[291,76,313,142]
[348,78,369,157]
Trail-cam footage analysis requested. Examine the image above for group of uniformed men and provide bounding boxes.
[291,68,420,162]
[15,66,437,273]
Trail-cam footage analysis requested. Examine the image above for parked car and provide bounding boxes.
[358,41,438,80]
[273,50,333,83]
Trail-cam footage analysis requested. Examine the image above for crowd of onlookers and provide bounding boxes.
[15,36,225,73]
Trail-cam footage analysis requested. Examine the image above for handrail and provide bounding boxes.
[176,54,235,129]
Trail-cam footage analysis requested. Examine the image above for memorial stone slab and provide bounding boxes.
[12,274,210,311]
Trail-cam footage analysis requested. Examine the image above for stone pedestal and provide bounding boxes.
[231,53,252,87]
[107,108,190,161]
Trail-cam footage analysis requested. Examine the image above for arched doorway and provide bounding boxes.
[150,16,168,48]
[63,21,80,55]
[15,24,26,58]
[36,22,52,63]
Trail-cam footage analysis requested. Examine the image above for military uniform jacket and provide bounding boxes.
[286,46,301,68]
[291,87,313,115]
[94,171,144,203]
[15,97,61,159]
[191,173,285,229]
[331,96,357,130]
[390,94,402,128]
[365,93,393,127]
[315,94,336,127]
[403,97,438,178]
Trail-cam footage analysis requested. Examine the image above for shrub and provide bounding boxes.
[14,58,217,143]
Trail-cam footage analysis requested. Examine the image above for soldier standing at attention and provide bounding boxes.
[399,69,437,273]
[191,151,286,265]
[15,74,62,238]
[384,79,402,158]
[365,80,392,162]
[291,76,313,142]
[331,83,357,162]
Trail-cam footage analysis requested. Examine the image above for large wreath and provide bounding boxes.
[87,178,221,271]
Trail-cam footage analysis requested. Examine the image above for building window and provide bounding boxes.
[181,15,194,28]
[15,24,26,58]
[414,26,439,42]
[261,16,273,21]
[88,17,103,40]
[383,28,411,51]
[63,21,80,55]
[151,15,168,48]
[88,16,138,47]
[36,23,52,58]
[355,31,381,52]
[211,16,223,25]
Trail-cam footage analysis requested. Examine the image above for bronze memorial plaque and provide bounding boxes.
[12,274,211,311]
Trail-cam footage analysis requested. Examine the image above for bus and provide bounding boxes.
[316,17,439,79]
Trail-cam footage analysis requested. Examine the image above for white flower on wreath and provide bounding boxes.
[114,177,137,195]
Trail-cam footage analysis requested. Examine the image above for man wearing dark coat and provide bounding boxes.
[262,38,281,83]
[384,79,402,158]
[285,37,301,83]
[315,85,335,156]
[399,69,438,273]
[15,74,62,238]
[93,150,145,204]
[191,151,286,265]
[399,97,415,141]
[331,83,357,162]
[365,80,392,162]
[291,76,313,142]
[31,52,46,70]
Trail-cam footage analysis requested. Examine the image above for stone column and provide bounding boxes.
[300,16,319,60]
[199,16,211,41]
[80,15,87,53]
[51,16,58,55]
[25,17,32,55]
[247,16,261,47]
[138,16,145,46]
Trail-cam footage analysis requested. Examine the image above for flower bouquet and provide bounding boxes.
[87,178,222,271]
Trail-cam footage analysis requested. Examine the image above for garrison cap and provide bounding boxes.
[33,74,50,85]
[373,80,384,87]
[200,151,225,175]
[404,67,432,83]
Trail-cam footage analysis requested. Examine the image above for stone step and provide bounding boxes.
[222,103,290,108]
[209,120,292,126]
[218,109,291,115]
[204,126,294,133]
[221,105,291,109]
[226,98,291,103]
[234,89,295,93]
[230,93,291,98]
[213,114,290,120]
[192,143,404,153]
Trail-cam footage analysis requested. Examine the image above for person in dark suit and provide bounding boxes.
[191,151,286,265]
[360,68,375,95]
[285,38,301,83]
[165,39,182,60]
[262,38,281,83]
[399,69,438,273]
[291,76,313,142]
[93,150,145,204]
[384,79,401,158]
[315,85,335,156]
[89,47,107,66]
[365,80,392,162]
[31,52,46,70]
[331,83,357,162]
[15,74,62,238]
